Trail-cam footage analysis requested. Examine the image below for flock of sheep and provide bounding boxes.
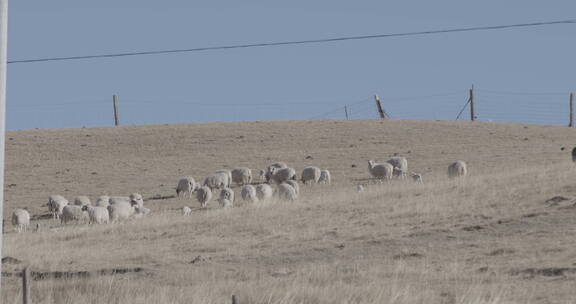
[9,158,468,233]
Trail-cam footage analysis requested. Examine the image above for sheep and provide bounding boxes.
[356,185,365,193]
[182,206,192,216]
[133,205,151,218]
[196,186,213,208]
[448,161,468,178]
[367,160,394,180]
[301,166,321,184]
[203,172,230,190]
[284,180,300,195]
[258,170,266,182]
[269,167,297,184]
[265,162,288,182]
[410,172,423,183]
[82,205,109,224]
[48,195,69,220]
[231,168,252,186]
[215,170,233,187]
[129,193,144,207]
[387,157,408,179]
[255,184,273,201]
[318,169,331,184]
[218,188,235,208]
[61,205,88,224]
[240,185,259,203]
[12,209,30,233]
[176,177,196,198]
[73,196,92,206]
[107,201,136,222]
[276,183,298,201]
[95,196,110,207]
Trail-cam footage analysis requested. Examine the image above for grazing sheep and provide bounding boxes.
[203,172,231,190]
[73,196,92,206]
[285,180,300,195]
[301,166,321,184]
[255,184,273,201]
[107,201,136,222]
[182,206,192,216]
[240,185,259,203]
[82,205,109,224]
[269,167,297,184]
[276,183,298,201]
[265,162,288,182]
[367,160,394,180]
[176,177,197,198]
[319,170,331,184]
[129,193,144,207]
[218,188,235,208]
[231,168,252,186]
[12,209,30,233]
[61,205,88,224]
[196,186,213,208]
[387,157,408,179]
[95,196,110,207]
[215,170,233,187]
[410,172,423,183]
[48,195,69,220]
[448,161,468,178]
[356,185,365,193]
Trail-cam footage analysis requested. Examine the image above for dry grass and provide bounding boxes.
[2,119,576,303]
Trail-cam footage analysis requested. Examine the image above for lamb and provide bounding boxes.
[48,195,69,219]
[301,166,321,184]
[255,184,273,201]
[73,196,92,206]
[367,160,394,180]
[182,206,192,216]
[269,167,297,184]
[387,157,408,179]
[203,172,231,190]
[196,186,213,208]
[95,196,110,207]
[107,201,136,222]
[284,180,300,195]
[410,172,423,183]
[318,169,331,184]
[82,205,109,224]
[265,162,288,182]
[129,193,144,207]
[276,183,298,201]
[176,177,197,198]
[11,209,30,233]
[240,185,259,203]
[218,188,235,208]
[61,205,88,224]
[231,168,252,186]
[448,161,468,178]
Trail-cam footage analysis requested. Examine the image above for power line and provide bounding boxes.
[8,19,576,64]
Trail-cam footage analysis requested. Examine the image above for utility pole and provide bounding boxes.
[374,95,386,119]
[469,85,475,121]
[0,0,8,290]
[113,95,120,126]
[569,93,574,127]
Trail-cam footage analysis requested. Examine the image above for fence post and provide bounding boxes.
[469,85,475,121]
[374,95,386,119]
[232,295,238,304]
[113,95,120,126]
[569,93,574,127]
[22,267,30,304]
[344,106,349,120]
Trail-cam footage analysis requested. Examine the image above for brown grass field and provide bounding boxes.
[2,119,576,303]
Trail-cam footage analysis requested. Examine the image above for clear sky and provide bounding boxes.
[5,1,576,130]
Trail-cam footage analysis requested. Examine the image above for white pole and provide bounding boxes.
[0,0,8,290]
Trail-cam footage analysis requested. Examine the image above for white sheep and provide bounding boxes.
[231,168,252,186]
[448,161,468,179]
[269,167,297,184]
[107,201,136,222]
[276,183,298,201]
[95,195,110,207]
[12,209,30,233]
[182,206,192,216]
[301,166,321,184]
[218,188,235,208]
[133,205,151,218]
[318,170,331,184]
[129,193,144,207]
[367,160,393,180]
[48,195,69,220]
[60,205,88,224]
[196,186,213,208]
[410,172,423,183]
[73,196,92,206]
[82,205,109,224]
[284,180,300,195]
[387,157,408,179]
[255,184,273,201]
[240,185,259,203]
[203,172,231,190]
[215,170,233,187]
[176,177,197,198]
[265,162,288,182]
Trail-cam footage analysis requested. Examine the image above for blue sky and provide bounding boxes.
[6,1,576,130]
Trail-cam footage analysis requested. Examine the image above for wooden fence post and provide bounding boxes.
[344,106,349,120]
[22,267,30,304]
[232,295,238,304]
[569,93,574,127]
[113,95,120,126]
[374,95,386,119]
[469,85,475,121]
